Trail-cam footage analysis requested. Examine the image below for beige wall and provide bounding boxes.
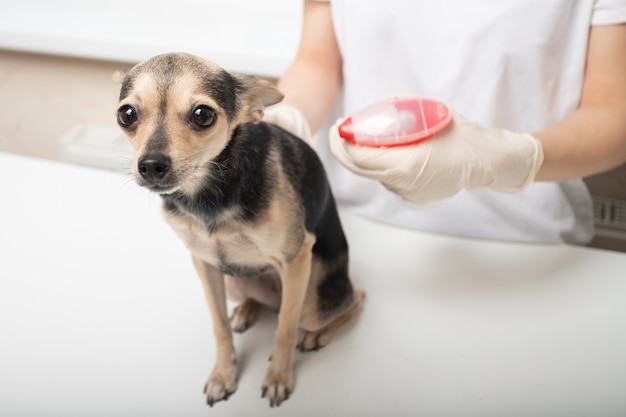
[0,49,133,161]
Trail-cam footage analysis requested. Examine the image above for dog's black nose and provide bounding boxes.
[137,154,171,183]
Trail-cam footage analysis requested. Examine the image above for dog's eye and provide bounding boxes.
[191,105,217,129]
[117,105,138,128]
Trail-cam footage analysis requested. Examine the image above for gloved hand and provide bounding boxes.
[263,104,314,146]
[330,110,544,205]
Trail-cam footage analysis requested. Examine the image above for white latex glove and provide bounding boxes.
[263,104,314,146]
[330,111,544,205]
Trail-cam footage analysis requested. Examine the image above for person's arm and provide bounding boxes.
[534,23,626,181]
[269,0,342,135]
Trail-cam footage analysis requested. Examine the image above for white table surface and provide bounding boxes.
[1,152,626,417]
[0,0,301,77]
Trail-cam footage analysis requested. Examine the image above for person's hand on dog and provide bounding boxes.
[330,109,544,205]
[263,104,314,146]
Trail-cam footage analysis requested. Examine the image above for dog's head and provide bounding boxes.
[116,53,283,195]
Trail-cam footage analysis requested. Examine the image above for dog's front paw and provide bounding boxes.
[261,369,294,407]
[204,368,238,407]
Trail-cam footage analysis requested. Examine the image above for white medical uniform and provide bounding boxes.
[314,0,626,243]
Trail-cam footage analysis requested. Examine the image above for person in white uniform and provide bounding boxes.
[264,0,626,244]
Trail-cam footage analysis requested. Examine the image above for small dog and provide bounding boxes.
[117,53,365,407]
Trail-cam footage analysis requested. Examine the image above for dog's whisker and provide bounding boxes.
[208,160,229,176]
[118,175,136,189]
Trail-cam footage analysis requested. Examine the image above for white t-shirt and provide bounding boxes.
[315,0,626,244]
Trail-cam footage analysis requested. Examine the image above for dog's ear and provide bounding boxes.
[236,75,284,123]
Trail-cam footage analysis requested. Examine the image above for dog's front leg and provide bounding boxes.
[192,256,238,406]
[262,233,315,407]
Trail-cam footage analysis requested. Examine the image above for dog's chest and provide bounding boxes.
[163,206,279,276]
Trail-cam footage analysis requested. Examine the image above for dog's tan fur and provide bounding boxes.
[117,53,364,407]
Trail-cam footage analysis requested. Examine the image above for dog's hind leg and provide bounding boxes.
[298,257,366,352]
[298,289,366,351]
[226,272,281,332]
[192,256,238,406]
[230,298,260,333]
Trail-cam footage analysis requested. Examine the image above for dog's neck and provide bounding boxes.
[161,123,273,232]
